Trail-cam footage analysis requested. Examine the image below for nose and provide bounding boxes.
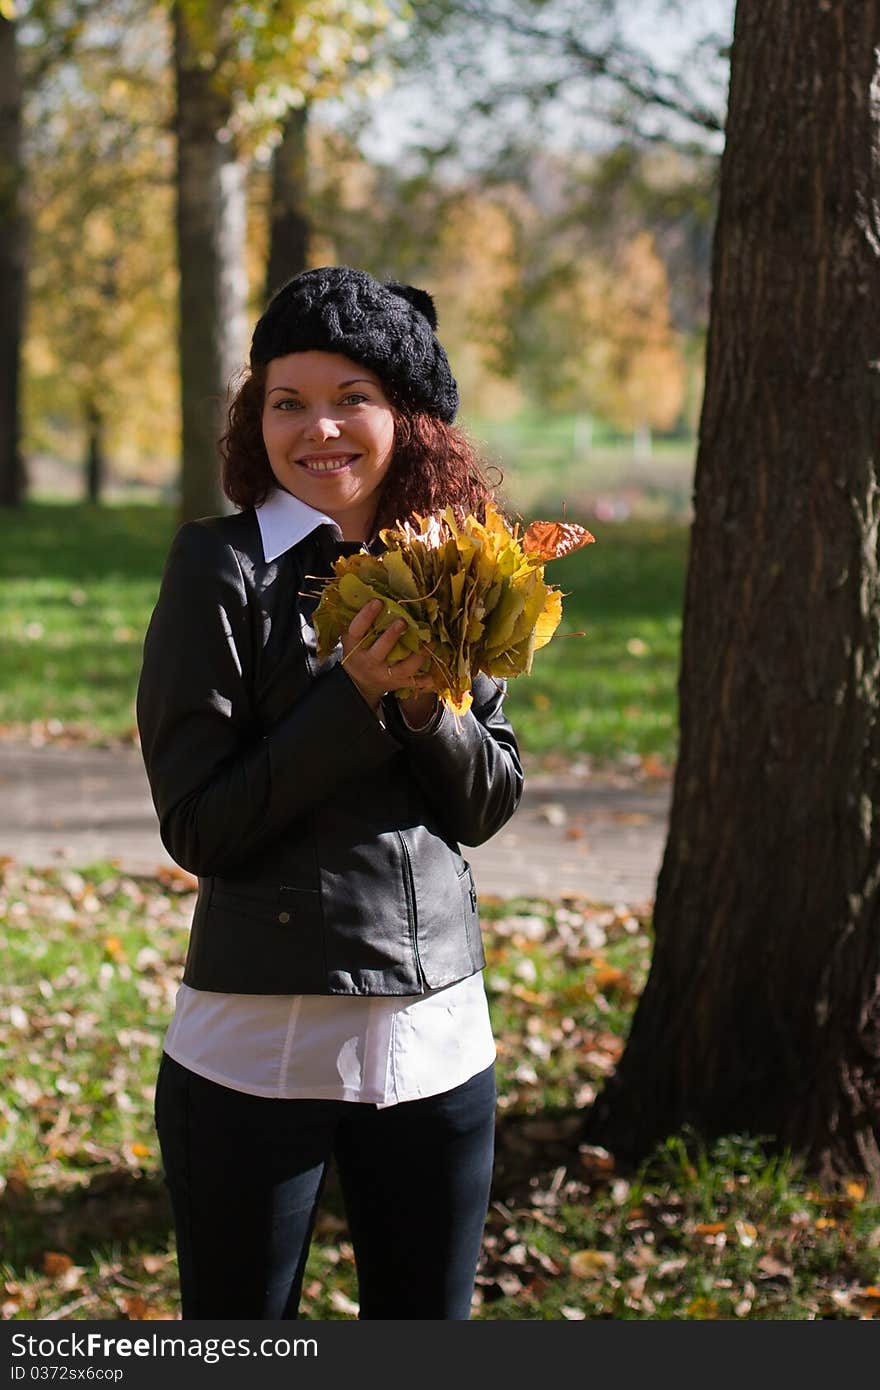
[304,413,341,443]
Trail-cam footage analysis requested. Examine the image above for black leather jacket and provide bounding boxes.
[135,510,524,995]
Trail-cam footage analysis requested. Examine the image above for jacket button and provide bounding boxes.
[278,911,290,924]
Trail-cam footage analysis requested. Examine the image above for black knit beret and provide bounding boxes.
[249,266,459,423]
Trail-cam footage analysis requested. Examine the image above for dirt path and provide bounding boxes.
[0,740,670,906]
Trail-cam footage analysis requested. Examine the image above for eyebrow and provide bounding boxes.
[267,378,378,395]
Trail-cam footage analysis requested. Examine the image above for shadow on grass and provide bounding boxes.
[0,1102,585,1282]
[0,503,178,584]
[1,1168,174,1274]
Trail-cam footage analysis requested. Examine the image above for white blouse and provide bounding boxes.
[161,487,496,1106]
[163,974,496,1107]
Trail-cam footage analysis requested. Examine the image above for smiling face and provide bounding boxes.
[261,350,396,540]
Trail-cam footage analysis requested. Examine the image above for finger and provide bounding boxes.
[371,618,410,662]
[387,652,434,687]
[347,599,383,642]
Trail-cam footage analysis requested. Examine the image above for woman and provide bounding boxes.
[136,266,524,1320]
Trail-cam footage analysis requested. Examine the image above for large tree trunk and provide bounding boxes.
[173,1,246,524]
[583,0,880,1194]
[265,103,309,301]
[0,15,27,508]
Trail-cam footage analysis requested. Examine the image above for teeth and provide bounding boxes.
[300,456,354,472]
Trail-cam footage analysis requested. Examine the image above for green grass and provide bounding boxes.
[503,519,686,765]
[2,864,877,1321]
[0,501,688,766]
[463,409,696,519]
[0,503,173,744]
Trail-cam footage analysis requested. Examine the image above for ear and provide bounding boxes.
[384,282,439,331]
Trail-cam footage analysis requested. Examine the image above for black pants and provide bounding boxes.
[154,1051,496,1320]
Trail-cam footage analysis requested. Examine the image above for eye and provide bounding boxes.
[273,398,302,410]
[341,392,369,406]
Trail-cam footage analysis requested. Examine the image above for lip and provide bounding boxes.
[296,453,361,474]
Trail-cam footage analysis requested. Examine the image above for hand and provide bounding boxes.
[341,600,434,714]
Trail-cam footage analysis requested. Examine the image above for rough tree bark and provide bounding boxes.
[583,0,880,1193]
[0,14,27,508]
[173,0,246,524]
[265,103,309,301]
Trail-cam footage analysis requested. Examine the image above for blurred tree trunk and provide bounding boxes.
[583,0,880,1193]
[84,396,105,504]
[0,14,27,508]
[265,103,309,299]
[173,0,246,523]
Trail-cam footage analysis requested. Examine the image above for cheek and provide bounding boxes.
[375,416,396,466]
[261,410,288,454]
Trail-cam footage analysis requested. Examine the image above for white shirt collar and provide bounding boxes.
[255,486,343,563]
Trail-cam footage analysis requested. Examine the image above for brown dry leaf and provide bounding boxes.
[42,1252,73,1278]
[815,1216,837,1229]
[155,864,199,893]
[495,1271,525,1297]
[118,1294,150,1319]
[845,1181,867,1202]
[853,1286,880,1317]
[735,1219,758,1246]
[695,1222,726,1236]
[625,1273,648,1300]
[686,1296,719,1319]
[627,1243,659,1269]
[527,1246,562,1276]
[570,1249,616,1279]
[592,961,629,992]
[640,753,670,780]
[510,985,549,1005]
[329,1290,360,1316]
[578,1144,615,1176]
[56,1265,86,1294]
[141,1255,166,1275]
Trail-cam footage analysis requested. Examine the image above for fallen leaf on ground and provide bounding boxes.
[570,1249,616,1279]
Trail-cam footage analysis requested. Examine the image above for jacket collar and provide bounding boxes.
[255,486,343,563]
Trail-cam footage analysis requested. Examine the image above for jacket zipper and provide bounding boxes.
[397,830,426,989]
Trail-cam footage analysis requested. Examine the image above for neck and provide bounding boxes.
[334,505,378,543]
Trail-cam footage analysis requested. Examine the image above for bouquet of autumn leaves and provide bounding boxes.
[312,502,594,717]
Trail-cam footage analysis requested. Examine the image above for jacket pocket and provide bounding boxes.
[209,882,306,922]
[415,859,484,989]
[185,882,326,993]
[459,862,485,972]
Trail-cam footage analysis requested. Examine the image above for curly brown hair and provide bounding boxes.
[219,362,506,539]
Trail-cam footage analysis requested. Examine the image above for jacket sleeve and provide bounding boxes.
[136,521,399,877]
[382,674,524,847]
